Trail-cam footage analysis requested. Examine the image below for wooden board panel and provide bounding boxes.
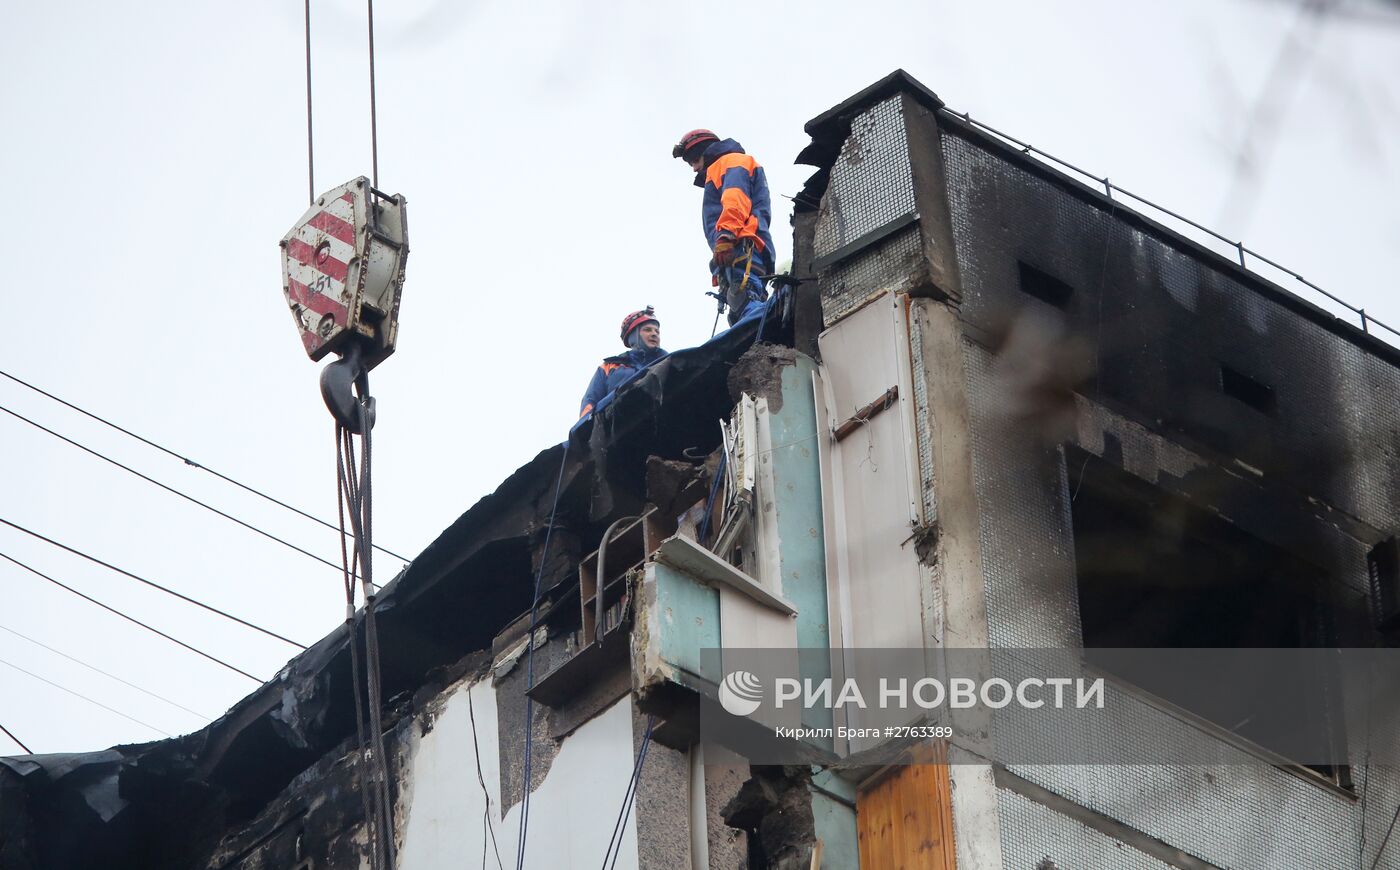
[856,744,957,869]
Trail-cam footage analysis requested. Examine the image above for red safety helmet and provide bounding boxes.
[620,306,659,345]
[672,129,719,160]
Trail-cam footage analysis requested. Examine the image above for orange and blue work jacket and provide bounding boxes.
[697,139,775,279]
[579,347,667,417]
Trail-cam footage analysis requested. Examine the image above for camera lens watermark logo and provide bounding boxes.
[719,671,764,716]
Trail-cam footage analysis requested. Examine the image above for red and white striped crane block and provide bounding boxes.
[280,177,409,369]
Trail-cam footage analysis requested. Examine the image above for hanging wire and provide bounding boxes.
[468,686,507,870]
[366,0,380,188]
[600,714,656,870]
[304,0,315,204]
[1372,802,1400,870]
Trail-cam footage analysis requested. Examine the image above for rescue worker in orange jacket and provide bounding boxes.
[673,129,776,326]
[579,308,667,417]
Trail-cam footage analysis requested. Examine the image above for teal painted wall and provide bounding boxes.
[812,769,860,869]
[652,561,720,683]
[770,356,834,734]
[770,355,831,656]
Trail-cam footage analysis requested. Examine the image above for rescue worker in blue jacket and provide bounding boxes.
[579,308,667,417]
[673,129,776,326]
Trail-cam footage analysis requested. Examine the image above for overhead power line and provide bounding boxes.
[0,622,212,720]
[0,656,172,737]
[0,516,307,650]
[0,720,31,754]
[0,550,263,684]
[0,402,352,575]
[0,367,408,561]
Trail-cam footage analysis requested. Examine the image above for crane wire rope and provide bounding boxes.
[366,0,380,188]
[0,720,32,754]
[0,402,357,576]
[304,0,315,205]
[0,515,307,650]
[336,401,396,870]
[0,655,172,737]
[515,443,571,870]
[0,550,262,684]
[0,621,212,720]
[0,367,407,560]
[301,2,396,864]
[358,403,395,870]
[337,424,381,870]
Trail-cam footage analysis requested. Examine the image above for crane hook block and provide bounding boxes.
[279,177,409,371]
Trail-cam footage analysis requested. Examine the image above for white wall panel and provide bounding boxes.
[818,292,926,655]
[398,684,640,869]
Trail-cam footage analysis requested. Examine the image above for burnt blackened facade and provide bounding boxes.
[2,71,1397,870]
[793,70,1400,869]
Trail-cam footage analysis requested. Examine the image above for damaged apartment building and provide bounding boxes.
[3,70,1399,870]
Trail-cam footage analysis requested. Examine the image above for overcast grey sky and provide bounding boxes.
[1,0,1396,755]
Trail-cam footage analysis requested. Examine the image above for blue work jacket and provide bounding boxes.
[579,347,667,417]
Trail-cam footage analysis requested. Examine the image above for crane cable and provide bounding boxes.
[304,1,394,866]
[367,0,380,189]
[304,0,315,205]
[336,424,377,870]
[303,0,381,193]
[336,403,395,870]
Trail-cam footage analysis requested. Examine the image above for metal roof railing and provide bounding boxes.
[939,108,1399,346]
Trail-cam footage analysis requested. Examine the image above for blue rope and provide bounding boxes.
[697,452,727,546]
[515,442,570,869]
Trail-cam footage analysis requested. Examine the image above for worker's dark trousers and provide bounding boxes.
[715,241,769,326]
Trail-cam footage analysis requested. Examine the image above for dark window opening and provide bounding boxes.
[1069,449,1348,785]
[1018,261,1074,309]
[1368,537,1400,633]
[1219,364,1276,415]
